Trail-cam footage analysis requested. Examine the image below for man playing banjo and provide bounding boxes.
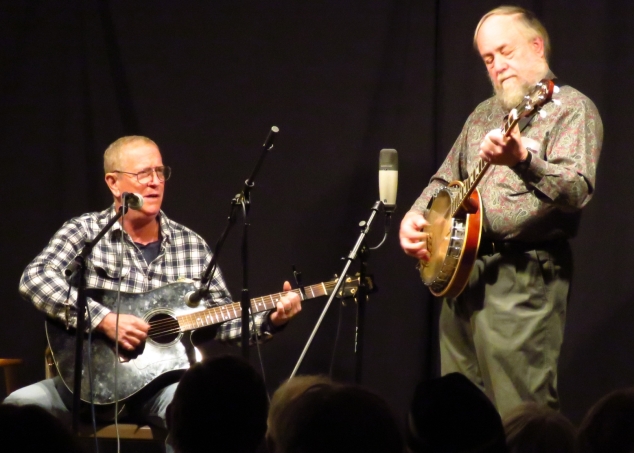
[400,6,602,416]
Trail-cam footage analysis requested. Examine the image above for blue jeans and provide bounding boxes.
[3,377,177,452]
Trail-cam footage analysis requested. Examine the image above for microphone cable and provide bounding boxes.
[65,241,100,452]
[113,206,128,453]
[369,211,392,250]
[86,301,100,453]
[328,285,345,378]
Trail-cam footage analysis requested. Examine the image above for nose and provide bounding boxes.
[147,169,161,186]
[492,56,508,76]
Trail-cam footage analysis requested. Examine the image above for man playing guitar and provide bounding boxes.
[6,136,302,439]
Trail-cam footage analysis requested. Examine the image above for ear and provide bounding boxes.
[530,36,545,58]
[105,173,121,198]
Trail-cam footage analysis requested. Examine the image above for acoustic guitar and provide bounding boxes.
[46,276,365,407]
[419,79,555,298]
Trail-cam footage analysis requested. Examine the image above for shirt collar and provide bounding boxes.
[104,204,172,244]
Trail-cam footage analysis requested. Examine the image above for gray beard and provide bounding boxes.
[493,79,531,111]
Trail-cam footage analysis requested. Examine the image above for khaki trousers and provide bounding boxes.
[439,243,572,417]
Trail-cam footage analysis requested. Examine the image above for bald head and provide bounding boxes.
[474,6,551,61]
[103,136,158,174]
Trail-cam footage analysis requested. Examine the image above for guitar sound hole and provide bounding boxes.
[147,313,181,345]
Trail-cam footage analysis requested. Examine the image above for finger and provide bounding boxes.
[283,280,292,293]
[401,239,426,253]
[479,151,489,162]
[414,217,429,229]
[277,301,291,316]
[123,325,146,338]
[400,229,425,241]
[130,328,148,341]
[131,319,150,332]
[419,249,431,262]
[486,128,504,143]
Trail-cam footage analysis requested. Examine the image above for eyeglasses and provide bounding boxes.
[113,166,172,183]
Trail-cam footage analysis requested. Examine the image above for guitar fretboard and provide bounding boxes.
[176,281,337,332]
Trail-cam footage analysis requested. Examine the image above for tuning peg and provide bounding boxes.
[539,110,548,118]
[553,99,561,106]
[553,85,560,94]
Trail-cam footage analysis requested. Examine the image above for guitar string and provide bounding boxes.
[144,291,335,337]
[141,290,295,331]
[142,281,344,338]
[143,283,337,330]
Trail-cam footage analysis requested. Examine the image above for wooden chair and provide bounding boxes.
[0,358,23,397]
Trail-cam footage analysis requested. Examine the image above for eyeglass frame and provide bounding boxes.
[112,165,172,183]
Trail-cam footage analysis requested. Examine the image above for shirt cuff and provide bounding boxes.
[261,311,287,335]
[88,301,111,332]
[512,148,533,175]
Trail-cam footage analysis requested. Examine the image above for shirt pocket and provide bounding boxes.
[87,256,130,281]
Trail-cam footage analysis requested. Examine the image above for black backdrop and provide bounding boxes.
[1,0,633,426]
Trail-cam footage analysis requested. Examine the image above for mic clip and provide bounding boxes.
[382,202,397,216]
[184,286,209,307]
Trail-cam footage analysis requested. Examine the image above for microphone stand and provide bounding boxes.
[64,205,128,433]
[186,126,278,359]
[290,201,384,381]
[354,239,369,383]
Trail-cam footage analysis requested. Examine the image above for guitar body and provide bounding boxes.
[419,184,482,298]
[44,276,362,412]
[46,282,201,406]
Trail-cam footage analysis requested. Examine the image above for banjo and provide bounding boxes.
[419,79,555,298]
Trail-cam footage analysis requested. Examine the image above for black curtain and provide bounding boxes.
[1,0,631,425]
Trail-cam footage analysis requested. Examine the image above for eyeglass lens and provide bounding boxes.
[138,166,171,182]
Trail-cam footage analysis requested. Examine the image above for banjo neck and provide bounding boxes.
[451,78,556,217]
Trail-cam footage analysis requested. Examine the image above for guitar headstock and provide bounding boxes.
[506,78,556,132]
[328,274,376,299]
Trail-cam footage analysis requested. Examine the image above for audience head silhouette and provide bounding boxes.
[578,387,634,453]
[267,374,335,451]
[407,372,507,453]
[272,381,403,453]
[167,355,269,453]
[503,402,577,453]
[0,404,84,453]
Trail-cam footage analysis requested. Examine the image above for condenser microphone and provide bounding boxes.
[122,192,144,210]
[379,149,398,214]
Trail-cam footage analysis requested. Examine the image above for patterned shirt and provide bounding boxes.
[411,82,603,242]
[19,206,272,342]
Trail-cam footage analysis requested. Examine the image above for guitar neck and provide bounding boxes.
[176,282,332,332]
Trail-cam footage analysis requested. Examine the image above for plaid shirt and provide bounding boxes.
[19,205,272,342]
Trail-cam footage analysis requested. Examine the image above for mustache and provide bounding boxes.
[489,75,529,110]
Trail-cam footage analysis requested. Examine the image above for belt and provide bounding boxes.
[477,238,568,256]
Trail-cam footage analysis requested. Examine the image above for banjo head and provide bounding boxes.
[420,189,453,286]
[418,185,479,297]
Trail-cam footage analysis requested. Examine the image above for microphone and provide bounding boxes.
[379,149,398,214]
[263,126,279,150]
[122,192,144,210]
